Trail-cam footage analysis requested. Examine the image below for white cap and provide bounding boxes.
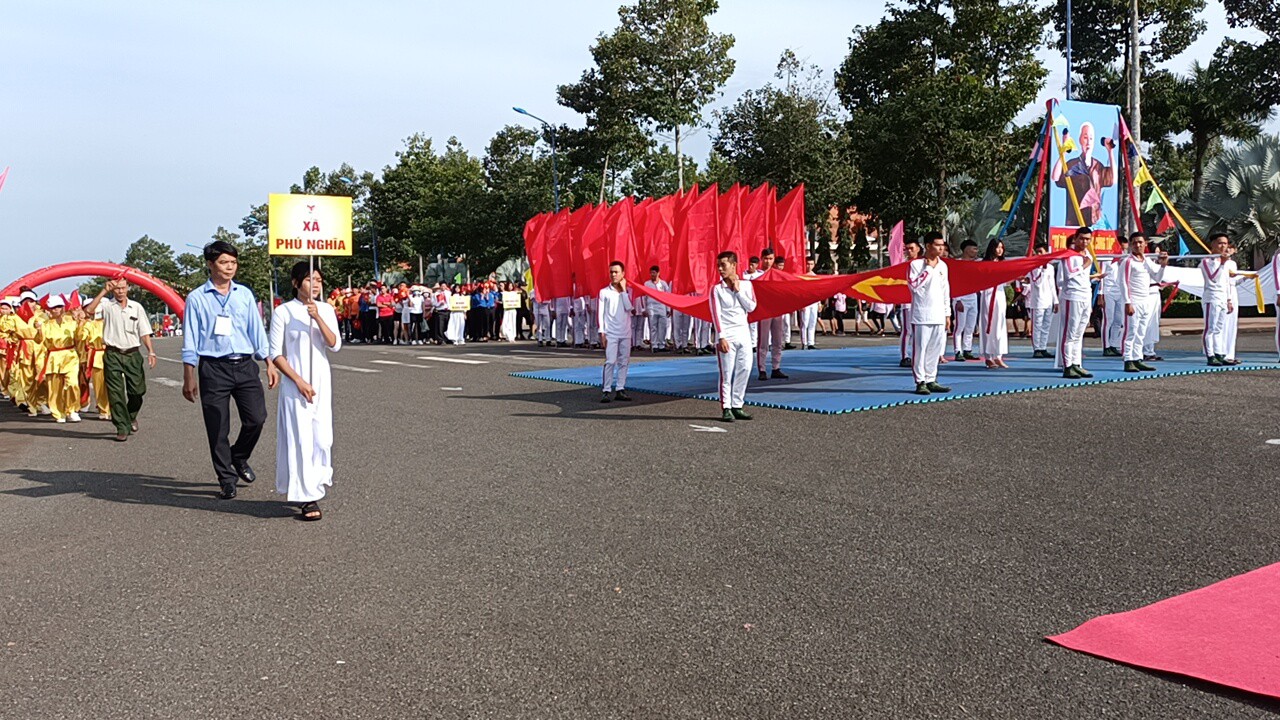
[0,297,14,307]
[19,290,37,302]
[45,295,65,309]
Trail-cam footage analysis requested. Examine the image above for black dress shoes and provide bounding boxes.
[219,480,237,500]
[232,460,256,484]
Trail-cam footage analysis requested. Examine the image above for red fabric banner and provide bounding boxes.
[718,183,746,273]
[741,184,773,262]
[543,208,573,299]
[672,185,719,294]
[774,184,806,265]
[579,204,610,298]
[524,214,550,299]
[604,197,640,283]
[630,250,1078,324]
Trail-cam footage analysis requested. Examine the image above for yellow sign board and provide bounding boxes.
[501,291,521,310]
[448,295,472,312]
[268,193,353,256]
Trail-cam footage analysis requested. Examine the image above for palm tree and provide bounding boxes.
[1187,135,1280,253]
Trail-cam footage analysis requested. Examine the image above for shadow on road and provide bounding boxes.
[455,387,718,422]
[0,468,295,519]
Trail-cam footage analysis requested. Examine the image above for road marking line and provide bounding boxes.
[157,357,182,364]
[1267,439,1280,446]
[440,386,463,391]
[371,360,435,369]
[331,364,381,373]
[689,424,728,433]
[151,377,183,387]
[415,355,487,365]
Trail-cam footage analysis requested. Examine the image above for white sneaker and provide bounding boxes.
[101,414,111,421]
[69,412,81,423]
[55,417,66,424]
[38,404,52,415]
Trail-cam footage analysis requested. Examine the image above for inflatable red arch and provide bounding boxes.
[2,261,186,320]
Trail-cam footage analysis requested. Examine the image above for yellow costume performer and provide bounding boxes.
[11,295,44,414]
[34,297,81,423]
[77,314,110,418]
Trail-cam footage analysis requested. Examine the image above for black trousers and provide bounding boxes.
[431,310,449,343]
[198,357,267,484]
[361,310,377,342]
[410,313,424,341]
[378,316,394,342]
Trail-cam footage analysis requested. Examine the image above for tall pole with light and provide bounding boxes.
[1065,0,1073,99]
[513,107,559,212]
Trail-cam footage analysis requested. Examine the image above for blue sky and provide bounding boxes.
[1,1,1258,292]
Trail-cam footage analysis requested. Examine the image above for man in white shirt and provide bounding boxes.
[1100,236,1129,356]
[532,289,552,347]
[753,248,787,380]
[743,255,763,354]
[1055,228,1102,379]
[798,257,820,349]
[711,251,757,422]
[598,262,633,402]
[1200,232,1233,366]
[644,265,672,352]
[1119,232,1169,372]
[909,232,952,395]
[1025,242,1058,358]
[951,240,980,361]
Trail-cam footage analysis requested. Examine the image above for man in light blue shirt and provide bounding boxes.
[182,240,279,500]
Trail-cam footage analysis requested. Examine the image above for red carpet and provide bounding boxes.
[1048,562,1280,699]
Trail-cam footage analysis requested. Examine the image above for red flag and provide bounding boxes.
[637,196,675,279]
[568,204,594,297]
[741,184,772,261]
[718,183,746,270]
[65,290,82,310]
[38,294,51,311]
[543,208,574,299]
[774,184,806,265]
[579,204,610,297]
[16,301,33,322]
[1157,211,1175,235]
[523,213,551,300]
[671,184,719,294]
[605,197,640,283]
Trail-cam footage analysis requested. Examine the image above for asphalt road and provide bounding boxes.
[2,330,1279,719]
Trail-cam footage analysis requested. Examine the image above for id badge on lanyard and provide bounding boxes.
[213,290,233,337]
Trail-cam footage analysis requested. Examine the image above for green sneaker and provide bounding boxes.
[963,351,978,361]
[899,358,913,368]
[731,408,753,420]
[914,382,931,396]
[1207,355,1225,366]
[1063,366,1083,379]
[954,352,964,362]
[926,381,951,393]
[1123,361,1139,373]
[1074,365,1094,378]
[1134,361,1156,371]
[720,409,735,423]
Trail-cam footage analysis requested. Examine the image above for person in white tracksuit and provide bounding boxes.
[798,257,820,349]
[672,309,692,353]
[572,295,590,348]
[1200,233,1234,366]
[1055,227,1102,379]
[552,296,572,347]
[1142,238,1167,362]
[1118,232,1168,371]
[1100,237,1130,355]
[710,251,757,422]
[753,249,787,380]
[1025,242,1058,358]
[630,290,648,351]
[951,240,980,361]
[644,266,672,352]
[532,291,552,346]
[909,232,952,395]
[1225,237,1252,365]
[598,262,634,402]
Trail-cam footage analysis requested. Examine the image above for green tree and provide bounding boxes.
[619,145,701,199]
[483,125,559,265]
[557,63,653,203]
[586,0,735,191]
[835,0,1048,235]
[1169,60,1270,201]
[713,50,859,246]
[1218,0,1280,109]
[1187,134,1280,256]
[80,235,185,315]
[369,135,494,273]
[1052,0,1205,86]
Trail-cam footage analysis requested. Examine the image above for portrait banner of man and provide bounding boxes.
[1048,100,1122,254]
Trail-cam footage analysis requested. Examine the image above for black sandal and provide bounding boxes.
[298,502,322,521]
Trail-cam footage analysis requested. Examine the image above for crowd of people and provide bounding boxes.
[325,280,530,347]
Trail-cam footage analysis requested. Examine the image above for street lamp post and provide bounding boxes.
[513,107,560,212]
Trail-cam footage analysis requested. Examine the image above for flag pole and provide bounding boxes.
[308,254,314,387]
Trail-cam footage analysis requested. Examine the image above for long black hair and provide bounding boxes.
[982,238,1005,261]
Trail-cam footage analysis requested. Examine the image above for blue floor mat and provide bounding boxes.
[511,346,1278,415]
